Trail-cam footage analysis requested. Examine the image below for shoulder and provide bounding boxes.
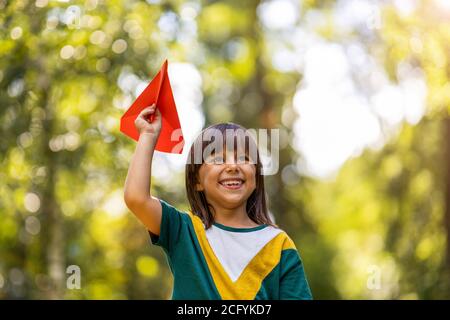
[159,199,190,216]
[266,227,297,251]
[158,199,192,227]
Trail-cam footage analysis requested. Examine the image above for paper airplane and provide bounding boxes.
[120,59,184,154]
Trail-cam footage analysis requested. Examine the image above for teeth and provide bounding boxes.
[221,180,242,186]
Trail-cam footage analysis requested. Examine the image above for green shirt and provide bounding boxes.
[150,199,312,300]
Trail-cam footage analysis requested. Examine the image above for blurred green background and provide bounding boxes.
[1,0,450,299]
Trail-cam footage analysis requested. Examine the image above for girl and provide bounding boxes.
[124,104,312,300]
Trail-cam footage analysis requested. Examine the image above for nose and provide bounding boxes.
[224,162,239,172]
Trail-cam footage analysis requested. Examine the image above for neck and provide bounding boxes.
[211,204,258,228]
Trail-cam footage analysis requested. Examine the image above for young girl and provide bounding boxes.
[124,104,312,300]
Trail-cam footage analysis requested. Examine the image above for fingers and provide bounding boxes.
[148,106,161,123]
[138,103,156,118]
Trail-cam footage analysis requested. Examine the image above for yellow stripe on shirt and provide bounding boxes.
[188,212,296,300]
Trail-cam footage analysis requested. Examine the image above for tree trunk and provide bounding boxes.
[40,86,65,299]
[444,117,450,267]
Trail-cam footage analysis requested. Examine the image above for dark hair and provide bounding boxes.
[185,122,276,229]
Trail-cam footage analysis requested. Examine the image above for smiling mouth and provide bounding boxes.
[218,179,245,190]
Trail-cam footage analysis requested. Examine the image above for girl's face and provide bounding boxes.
[196,150,256,211]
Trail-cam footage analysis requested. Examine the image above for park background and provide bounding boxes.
[1,0,450,299]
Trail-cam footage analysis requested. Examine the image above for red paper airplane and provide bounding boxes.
[120,59,184,154]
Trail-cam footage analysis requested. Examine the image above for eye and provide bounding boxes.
[213,156,224,164]
[204,153,224,164]
[237,155,250,163]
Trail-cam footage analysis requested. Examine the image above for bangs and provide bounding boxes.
[188,123,259,165]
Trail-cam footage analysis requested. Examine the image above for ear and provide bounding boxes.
[195,183,204,191]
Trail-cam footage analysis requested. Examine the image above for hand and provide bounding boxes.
[134,104,162,137]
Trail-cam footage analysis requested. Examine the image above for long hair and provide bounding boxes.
[185,122,275,229]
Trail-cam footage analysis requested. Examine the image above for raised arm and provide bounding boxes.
[123,104,163,235]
